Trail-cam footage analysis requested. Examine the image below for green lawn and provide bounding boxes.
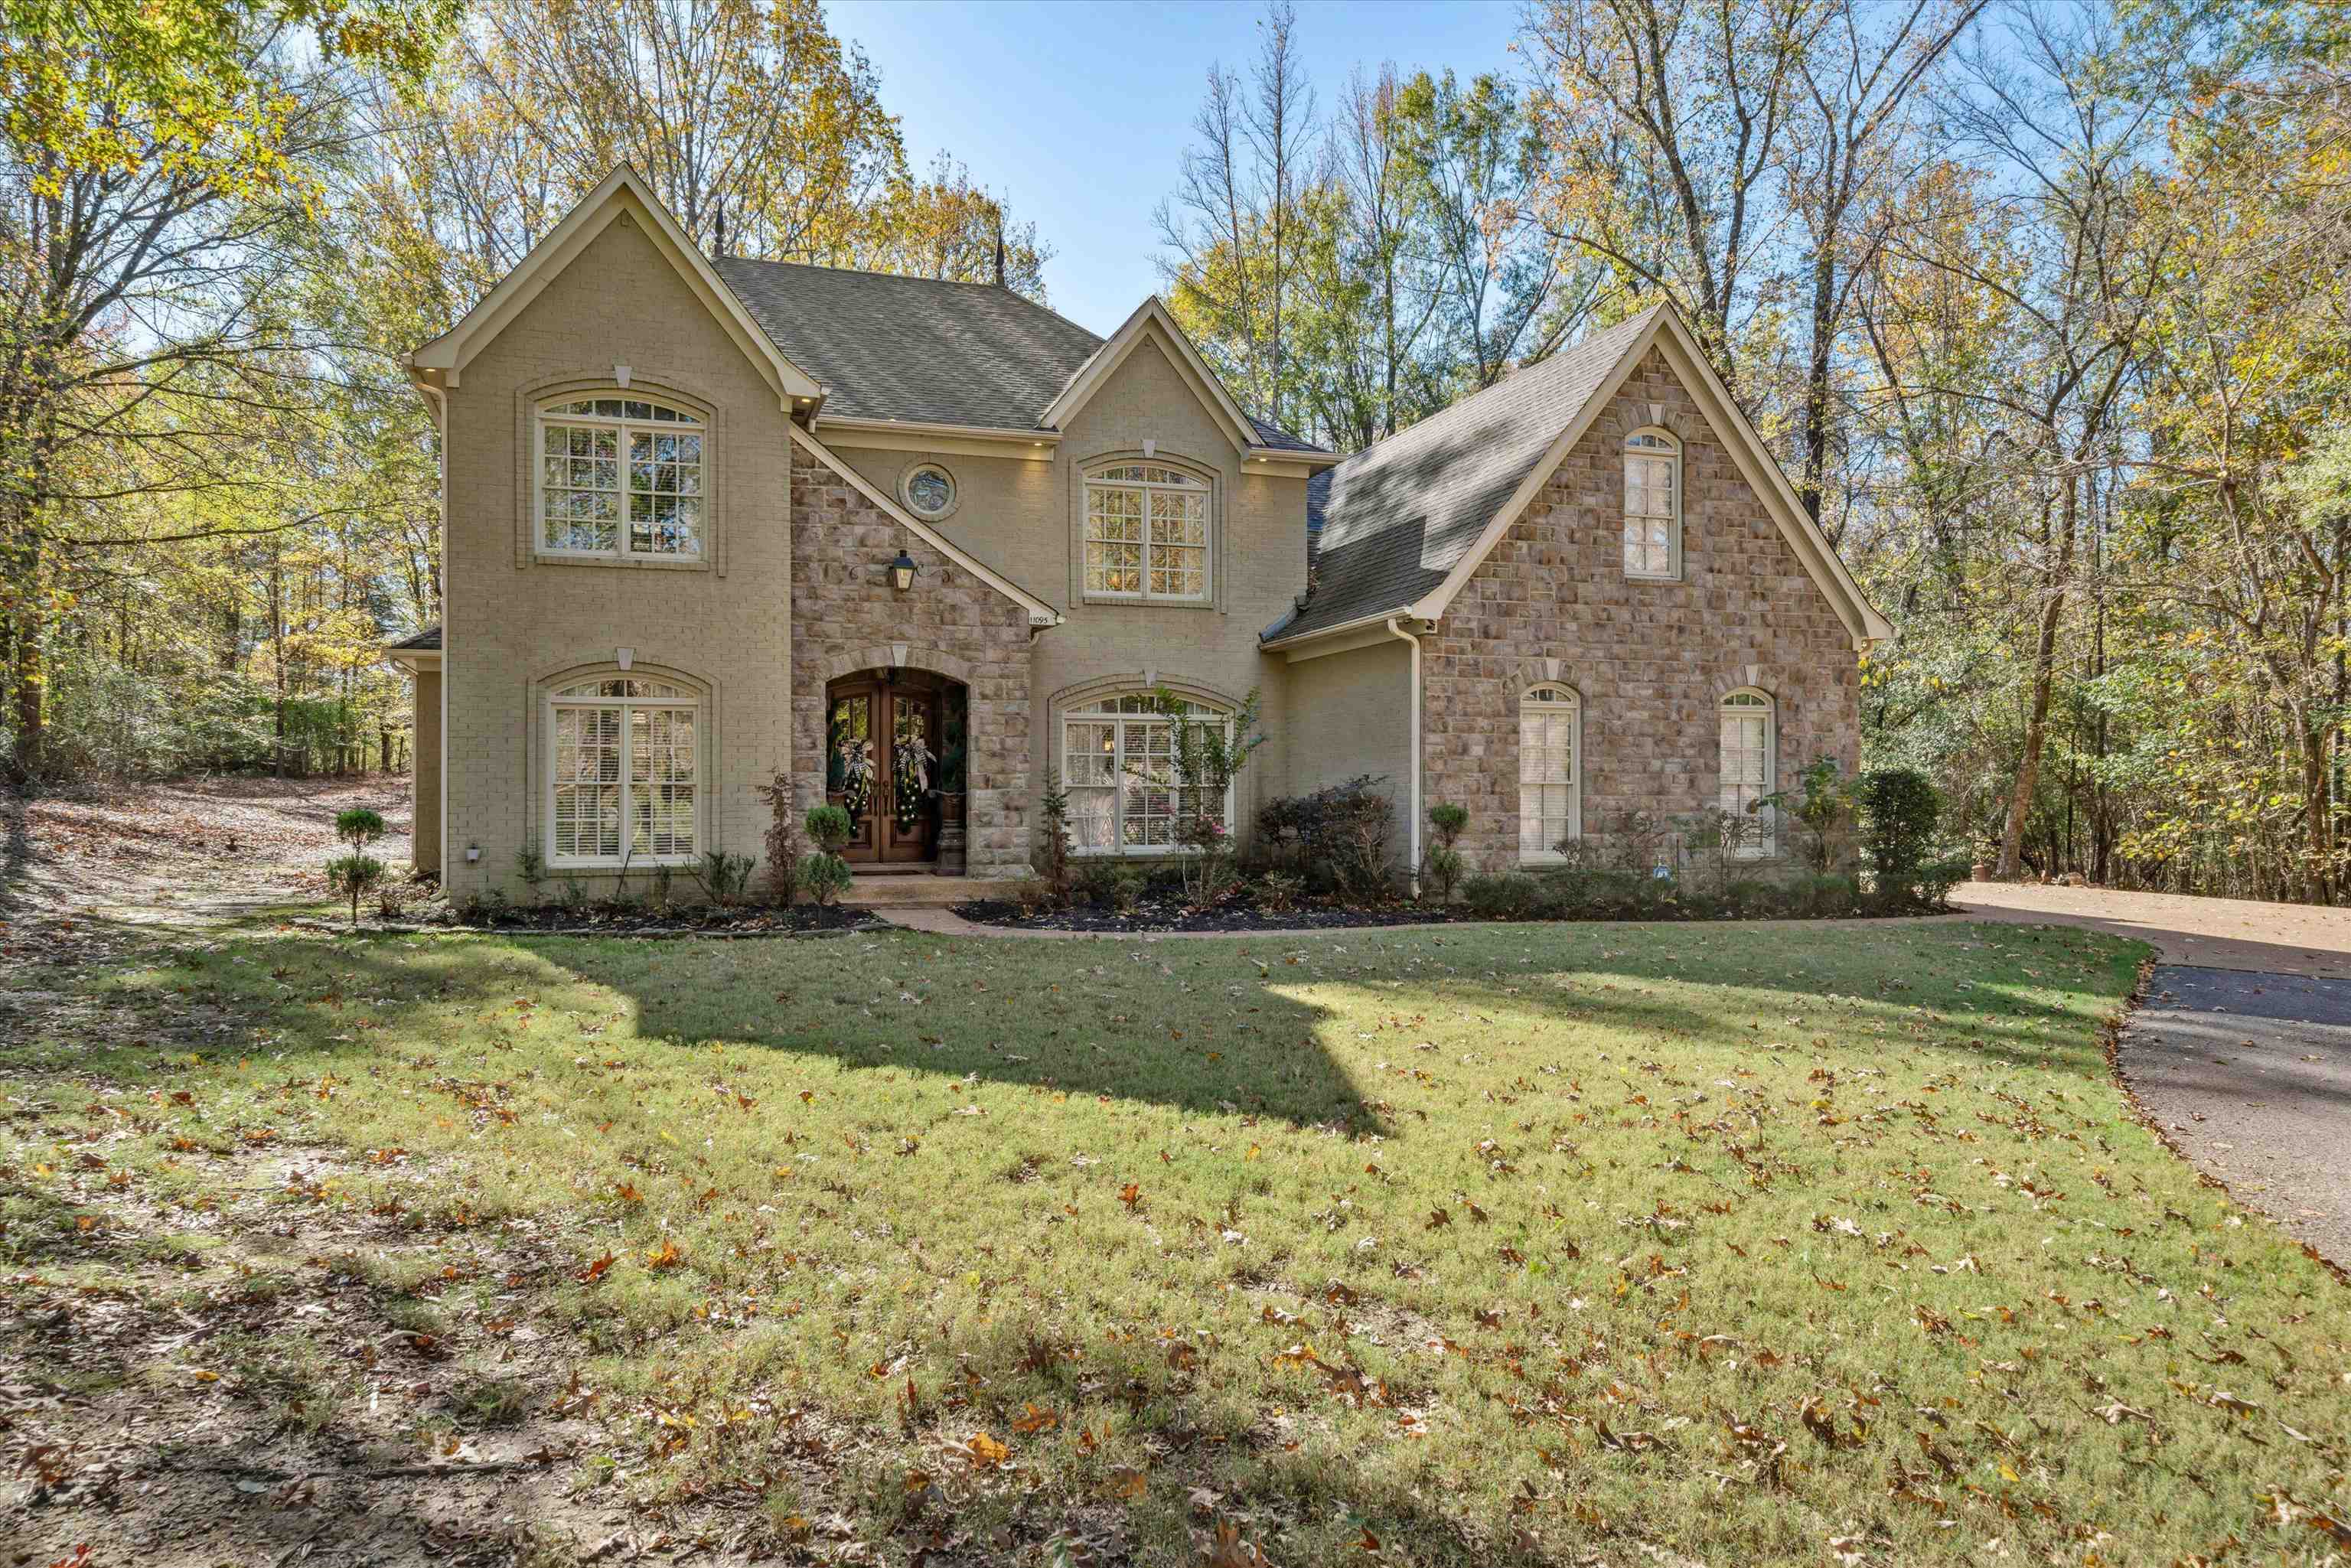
[8,919,2348,1564]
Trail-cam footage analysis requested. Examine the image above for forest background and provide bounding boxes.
[5,0,2346,896]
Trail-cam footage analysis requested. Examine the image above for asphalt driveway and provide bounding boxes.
[1956,882,2351,1264]
[2121,965,2351,1264]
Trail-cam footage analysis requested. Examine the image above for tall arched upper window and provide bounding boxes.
[1719,689,1775,857]
[1623,427,1680,579]
[1519,683,1580,862]
[547,676,700,866]
[538,396,704,560]
[1084,462,1209,601]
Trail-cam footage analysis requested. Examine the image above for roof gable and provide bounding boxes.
[1265,305,1891,648]
[409,167,822,408]
[1042,297,1319,459]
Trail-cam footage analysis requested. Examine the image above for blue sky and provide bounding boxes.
[824,0,1522,336]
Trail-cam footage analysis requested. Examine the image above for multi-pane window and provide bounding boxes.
[1719,689,1775,857]
[539,397,703,559]
[1061,693,1231,853]
[1623,428,1679,579]
[549,677,699,865]
[1518,683,1580,862]
[1084,464,1208,601]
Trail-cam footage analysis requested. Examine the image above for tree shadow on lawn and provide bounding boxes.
[174,917,2136,1135]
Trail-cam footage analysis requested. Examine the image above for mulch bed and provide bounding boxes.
[337,905,886,937]
[951,897,1478,934]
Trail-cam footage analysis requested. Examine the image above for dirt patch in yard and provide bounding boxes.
[1,774,412,930]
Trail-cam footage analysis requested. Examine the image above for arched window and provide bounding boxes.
[1084,462,1209,601]
[547,676,700,865]
[1519,683,1580,862]
[1061,692,1232,854]
[1719,689,1775,857]
[538,395,704,559]
[1623,426,1680,579]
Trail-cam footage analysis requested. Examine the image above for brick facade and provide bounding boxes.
[1420,348,1862,872]
[788,441,1037,876]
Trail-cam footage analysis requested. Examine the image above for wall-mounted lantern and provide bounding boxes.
[888,549,918,593]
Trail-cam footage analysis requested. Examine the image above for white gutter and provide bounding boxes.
[1384,616,1423,897]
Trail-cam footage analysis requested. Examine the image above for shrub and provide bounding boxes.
[1073,859,1123,908]
[1036,771,1076,907]
[1462,872,1544,921]
[326,853,384,925]
[328,809,388,924]
[804,805,854,854]
[1764,756,1853,873]
[756,773,801,905]
[648,863,676,912]
[1256,871,1303,913]
[513,843,546,901]
[1423,802,1469,903]
[691,851,758,906]
[556,875,589,911]
[1912,856,1971,910]
[1107,866,1146,914]
[798,852,853,907]
[1852,768,1942,901]
[1259,774,1394,901]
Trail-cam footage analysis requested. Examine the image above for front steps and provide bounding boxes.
[840,873,1027,908]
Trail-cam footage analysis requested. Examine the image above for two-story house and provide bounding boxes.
[386,168,1890,900]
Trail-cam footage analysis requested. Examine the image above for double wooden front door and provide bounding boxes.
[826,677,941,862]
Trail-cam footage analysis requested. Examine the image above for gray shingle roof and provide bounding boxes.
[712,259,1321,451]
[1268,308,1661,643]
[389,625,442,651]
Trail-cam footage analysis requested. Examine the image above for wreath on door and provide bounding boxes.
[892,735,935,833]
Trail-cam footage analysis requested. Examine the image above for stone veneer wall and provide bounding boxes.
[789,441,1036,876]
[1422,347,1863,872]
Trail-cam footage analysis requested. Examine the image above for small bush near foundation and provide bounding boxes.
[804,805,853,854]
[1423,802,1469,903]
[691,852,758,906]
[1258,775,1395,901]
[798,852,853,907]
[1462,872,1543,921]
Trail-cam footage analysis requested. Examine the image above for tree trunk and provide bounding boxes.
[1997,477,2079,879]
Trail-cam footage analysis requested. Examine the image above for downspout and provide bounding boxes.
[1384,616,1423,896]
[414,373,449,883]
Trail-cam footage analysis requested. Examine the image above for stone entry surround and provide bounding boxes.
[788,441,1035,877]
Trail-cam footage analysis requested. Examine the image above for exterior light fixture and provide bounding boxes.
[888,549,918,592]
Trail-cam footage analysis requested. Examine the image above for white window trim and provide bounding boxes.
[544,681,704,869]
[535,395,707,562]
[1058,697,1235,856]
[1623,425,1682,582]
[1720,688,1775,859]
[1082,461,1213,605]
[1518,683,1582,865]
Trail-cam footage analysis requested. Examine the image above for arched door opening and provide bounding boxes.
[825,668,967,867]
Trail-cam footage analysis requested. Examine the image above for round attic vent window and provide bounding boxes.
[903,463,955,519]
